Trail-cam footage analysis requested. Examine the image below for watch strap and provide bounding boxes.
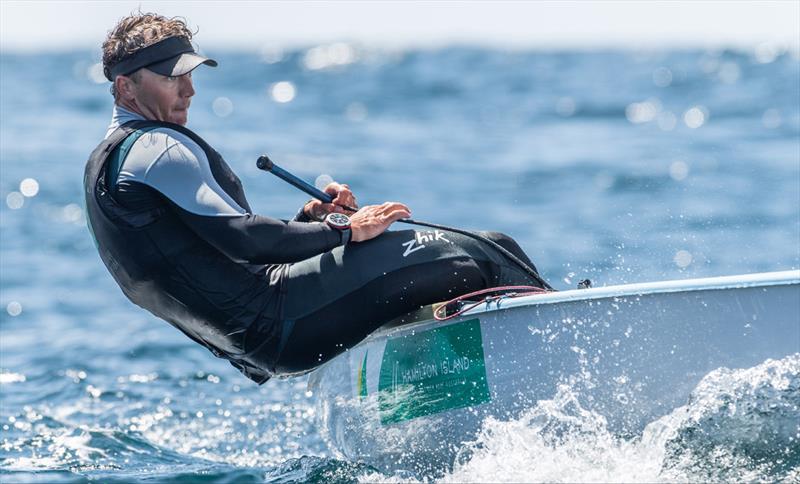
[340,228,352,246]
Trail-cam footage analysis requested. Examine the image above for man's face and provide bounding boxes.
[125,68,195,125]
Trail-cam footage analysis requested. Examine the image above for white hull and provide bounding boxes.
[308,271,800,474]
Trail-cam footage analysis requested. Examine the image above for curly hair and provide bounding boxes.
[102,12,194,98]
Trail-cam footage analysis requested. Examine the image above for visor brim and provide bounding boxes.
[146,52,218,77]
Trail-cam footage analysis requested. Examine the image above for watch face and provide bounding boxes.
[326,212,351,229]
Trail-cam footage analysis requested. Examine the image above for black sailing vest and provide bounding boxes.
[84,120,279,384]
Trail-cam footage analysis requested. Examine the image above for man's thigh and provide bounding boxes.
[282,228,490,319]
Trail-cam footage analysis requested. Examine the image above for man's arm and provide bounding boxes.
[171,208,345,263]
[120,129,344,263]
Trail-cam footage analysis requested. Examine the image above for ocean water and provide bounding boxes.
[1,45,799,482]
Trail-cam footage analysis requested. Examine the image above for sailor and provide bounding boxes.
[85,12,547,383]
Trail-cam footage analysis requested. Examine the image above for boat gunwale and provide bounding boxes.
[364,270,800,341]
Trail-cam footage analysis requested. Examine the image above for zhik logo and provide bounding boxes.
[401,230,451,257]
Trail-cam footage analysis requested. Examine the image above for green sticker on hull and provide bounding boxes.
[357,350,368,399]
[377,318,490,424]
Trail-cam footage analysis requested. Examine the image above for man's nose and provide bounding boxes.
[180,75,195,97]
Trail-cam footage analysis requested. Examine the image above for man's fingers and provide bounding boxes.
[324,182,352,195]
[323,183,341,195]
[385,210,411,222]
[348,202,411,242]
[380,203,411,222]
[380,202,411,215]
[356,202,411,217]
[323,182,357,210]
[333,193,356,205]
[305,200,322,213]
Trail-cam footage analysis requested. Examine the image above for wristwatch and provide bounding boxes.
[325,212,352,246]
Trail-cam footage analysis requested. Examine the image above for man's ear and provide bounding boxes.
[115,75,136,101]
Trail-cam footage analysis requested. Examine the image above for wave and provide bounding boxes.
[435,355,800,482]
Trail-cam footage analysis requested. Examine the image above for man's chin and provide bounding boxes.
[170,113,188,126]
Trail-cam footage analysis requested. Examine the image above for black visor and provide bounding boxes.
[104,36,217,81]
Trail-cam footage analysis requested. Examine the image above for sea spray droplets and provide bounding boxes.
[448,385,664,483]
[692,355,800,456]
[648,355,800,482]
[445,356,800,483]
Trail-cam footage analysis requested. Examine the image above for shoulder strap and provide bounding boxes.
[107,126,159,190]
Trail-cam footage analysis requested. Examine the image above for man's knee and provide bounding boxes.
[478,231,524,255]
[476,231,538,272]
[478,231,516,247]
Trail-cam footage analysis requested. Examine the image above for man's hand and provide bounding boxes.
[349,202,411,242]
[303,182,358,220]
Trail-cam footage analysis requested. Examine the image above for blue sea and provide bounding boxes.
[1,44,799,482]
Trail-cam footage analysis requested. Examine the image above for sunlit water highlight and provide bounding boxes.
[1,45,798,482]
